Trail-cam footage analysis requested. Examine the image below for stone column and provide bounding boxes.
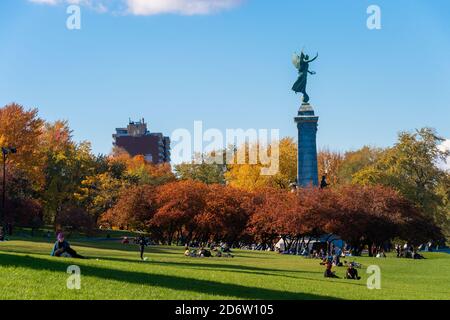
[294,102,319,187]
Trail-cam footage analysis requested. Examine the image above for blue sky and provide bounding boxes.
[1,0,449,159]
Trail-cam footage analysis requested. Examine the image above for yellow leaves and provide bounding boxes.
[317,149,344,186]
[0,103,45,186]
[225,163,269,191]
[225,137,297,190]
[109,150,175,185]
[41,120,73,152]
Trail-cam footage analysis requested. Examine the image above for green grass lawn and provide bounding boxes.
[0,237,449,300]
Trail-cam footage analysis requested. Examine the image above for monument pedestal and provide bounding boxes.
[294,102,319,187]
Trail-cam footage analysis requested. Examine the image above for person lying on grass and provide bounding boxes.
[51,233,86,259]
[183,246,212,257]
[215,247,234,258]
[198,247,212,257]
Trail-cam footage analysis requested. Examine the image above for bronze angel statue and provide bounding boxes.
[292,51,318,103]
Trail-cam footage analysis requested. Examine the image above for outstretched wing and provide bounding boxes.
[292,53,300,69]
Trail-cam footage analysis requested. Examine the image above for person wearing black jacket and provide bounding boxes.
[138,235,148,260]
[51,233,85,259]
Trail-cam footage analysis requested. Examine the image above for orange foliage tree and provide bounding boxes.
[0,103,45,186]
[199,184,254,245]
[101,185,158,231]
[152,180,209,245]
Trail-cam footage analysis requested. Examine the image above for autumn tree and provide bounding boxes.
[337,146,383,183]
[0,103,45,187]
[198,184,253,244]
[325,185,443,254]
[153,180,209,245]
[4,196,42,230]
[225,138,296,190]
[435,173,450,240]
[101,185,157,231]
[270,138,297,189]
[249,188,300,249]
[174,152,226,185]
[76,172,129,224]
[353,128,449,235]
[40,121,97,226]
[55,207,95,235]
[317,149,343,186]
[110,148,175,186]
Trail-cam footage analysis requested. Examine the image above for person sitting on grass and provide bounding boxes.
[376,250,386,258]
[412,250,425,259]
[51,233,85,259]
[324,261,339,278]
[345,263,361,280]
[184,246,196,257]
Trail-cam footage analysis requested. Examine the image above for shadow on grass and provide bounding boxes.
[1,244,310,275]
[1,247,365,287]
[72,241,271,259]
[97,256,323,280]
[105,255,312,273]
[69,241,183,255]
[143,259,365,287]
[6,238,274,260]
[0,253,338,300]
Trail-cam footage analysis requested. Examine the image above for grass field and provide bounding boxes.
[0,237,449,300]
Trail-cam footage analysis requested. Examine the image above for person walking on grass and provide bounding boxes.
[138,235,149,261]
[51,233,86,259]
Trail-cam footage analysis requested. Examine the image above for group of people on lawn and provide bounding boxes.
[46,233,426,282]
[48,232,359,280]
[184,244,234,258]
[49,232,237,261]
[313,245,362,280]
[395,243,426,259]
[49,232,236,260]
[51,233,150,260]
[322,257,361,280]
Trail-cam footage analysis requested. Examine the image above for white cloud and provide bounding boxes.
[28,0,243,15]
[29,0,59,4]
[438,139,450,171]
[126,0,242,15]
[28,0,110,13]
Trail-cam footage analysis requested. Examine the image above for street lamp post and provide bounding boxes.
[1,147,17,235]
